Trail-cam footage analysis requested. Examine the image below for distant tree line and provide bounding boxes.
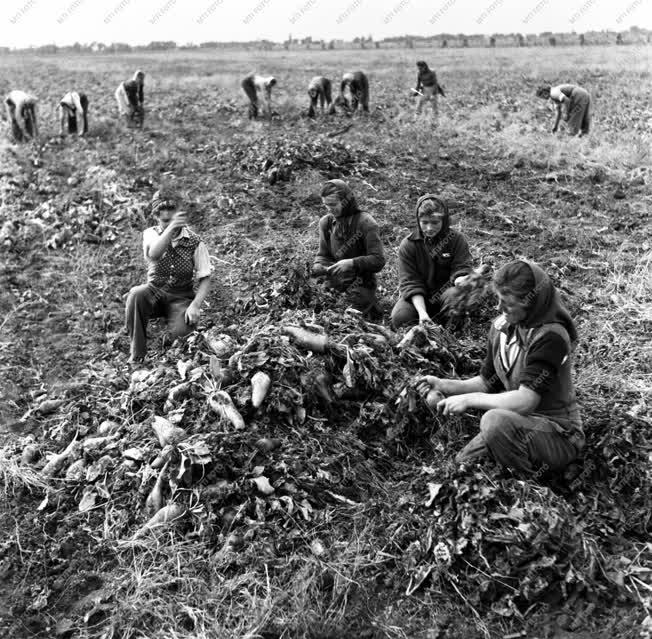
[2,26,649,54]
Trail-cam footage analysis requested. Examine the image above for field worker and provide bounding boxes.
[241,72,276,119]
[312,179,385,317]
[59,91,89,137]
[413,60,445,122]
[391,194,473,330]
[417,259,584,475]
[5,90,38,141]
[335,71,369,113]
[307,76,334,117]
[125,188,212,364]
[536,83,591,137]
[115,70,145,128]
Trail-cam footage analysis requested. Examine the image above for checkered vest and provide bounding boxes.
[148,227,200,291]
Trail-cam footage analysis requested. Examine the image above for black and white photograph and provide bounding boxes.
[0,1,650,637]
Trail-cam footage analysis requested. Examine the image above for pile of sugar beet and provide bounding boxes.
[2,266,649,622]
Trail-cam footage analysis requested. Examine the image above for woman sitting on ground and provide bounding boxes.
[391,194,473,329]
[311,179,385,318]
[125,188,212,364]
[416,259,584,475]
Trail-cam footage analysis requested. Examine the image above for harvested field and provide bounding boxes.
[0,45,650,638]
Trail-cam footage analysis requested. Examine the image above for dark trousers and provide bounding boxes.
[324,278,380,318]
[456,408,579,474]
[125,284,194,359]
[390,297,442,330]
[567,88,591,136]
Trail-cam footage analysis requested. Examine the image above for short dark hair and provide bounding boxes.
[536,85,551,99]
[152,188,179,214]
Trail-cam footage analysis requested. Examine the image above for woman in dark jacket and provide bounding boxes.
[312,179,385,316]
[391,194,473,329]
[417,259,584,475]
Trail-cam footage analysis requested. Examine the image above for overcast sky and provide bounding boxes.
[4,0,650,48]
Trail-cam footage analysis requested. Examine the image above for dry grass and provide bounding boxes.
[1,45,650,639]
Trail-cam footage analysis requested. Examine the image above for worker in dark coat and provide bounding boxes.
[391,194,473,329]
[312,179,385,317]
[413,60,445,122]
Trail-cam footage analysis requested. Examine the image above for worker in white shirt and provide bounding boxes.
[536,84,591,137]
[5,90,38,142]
[59,91,89,137]
[241,72,276,119]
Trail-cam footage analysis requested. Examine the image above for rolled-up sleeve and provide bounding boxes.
[142,227,158,259]
[194,241,212,279]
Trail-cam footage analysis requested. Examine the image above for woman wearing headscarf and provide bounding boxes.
[391,194,473,329]
[417,259,584,475]
[536,83,591,137]
[312,179,385,317]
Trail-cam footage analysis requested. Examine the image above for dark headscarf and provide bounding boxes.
[499,259,578,347]
[414,194,450,247]
[321,179,361,240]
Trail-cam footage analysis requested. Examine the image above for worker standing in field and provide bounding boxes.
[59,91,89,137]
[241,72,276,119]
[417,259,584,476]
[536,83,591,137]
[4,90,38,142]
[412,61,445,123]
[125,188,212,364]
[311,179,385,317]
[115,70,145,128]
[391,194,473,329]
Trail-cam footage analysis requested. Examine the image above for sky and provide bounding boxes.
[3,0,650,48]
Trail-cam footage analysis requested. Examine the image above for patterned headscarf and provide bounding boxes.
[152,188,179,215]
